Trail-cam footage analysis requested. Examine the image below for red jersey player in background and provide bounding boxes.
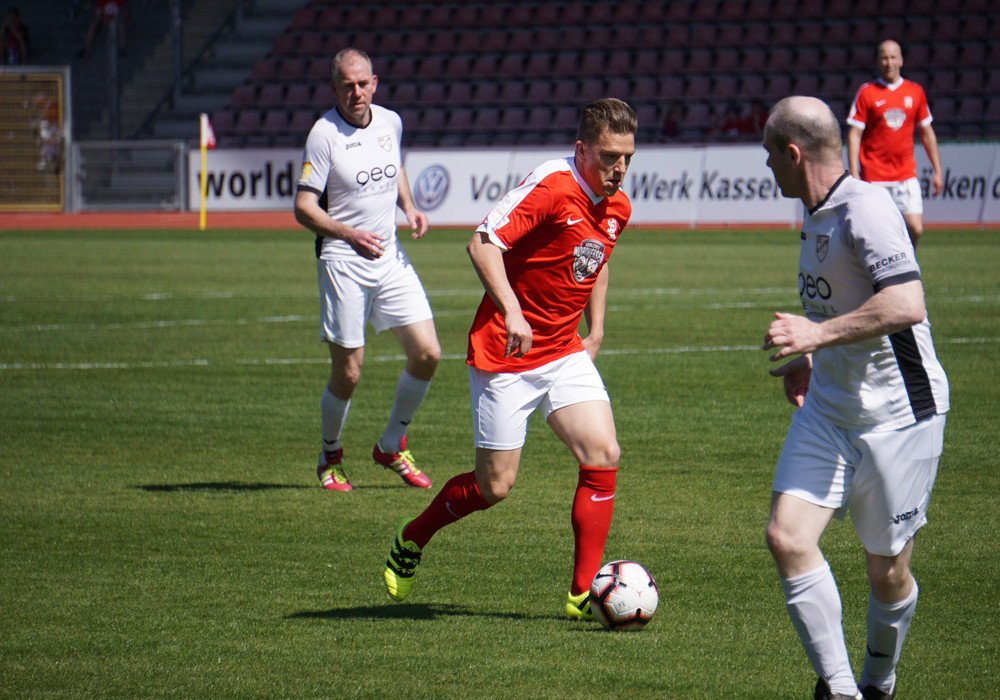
[847,39,944,249]
[383,98,637,621]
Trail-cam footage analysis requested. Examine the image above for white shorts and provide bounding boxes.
[468,351,610,450]
[871,177,923,215]
[773,403,945,556]
[317,249,432,348]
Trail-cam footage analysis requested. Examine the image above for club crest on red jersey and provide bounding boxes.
[604,218,619,240]
[573,239,606,282]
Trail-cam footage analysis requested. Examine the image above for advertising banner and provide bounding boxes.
[189,144,1000,225]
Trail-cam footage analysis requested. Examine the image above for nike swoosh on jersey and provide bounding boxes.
[590,493,615,502]
[567,216,584,225]
[875,100,887,106]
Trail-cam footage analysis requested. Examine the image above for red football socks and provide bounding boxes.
[570,465,617,595]
[403,471,490,549]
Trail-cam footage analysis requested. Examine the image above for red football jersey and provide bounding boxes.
[847,78,933,182]
[467,157,631,373]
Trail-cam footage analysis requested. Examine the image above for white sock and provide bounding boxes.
[860,580,918,693]
[380,370,431,451]
[321,387,350,455]
[781,562,859,697]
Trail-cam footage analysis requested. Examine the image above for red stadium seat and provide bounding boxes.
[716,23,744,47]
[686,49,713,73]
[447,82,471,105]
[527,106,554,130]
[421,83,446,104]
[743,22,770,47]
[741,47,768,72]
[692,0,721,22]
[553,79,579,103]
[251,58,278,82]
[278,58,306,81]
[272,33,297,57]
[230,84,256,108]
[499,81,525,103]
[470,81,500,105]
[579,78,604,101]
[765,74,793,100]
[665,0,693,22]
[686,75,712,98]
[472,108,500,132]
[235,109,263,133]
[286,84,315,108]
[525,52,553,76]
[792,74,820,96]
[507,28,535,52]
[391,82,418,107]
[290,109,318,134]
[738,74,766,99]
[258,84,284,107]
[524,80,554,104]
[605,77,630,100]
[496,54,525,78]
[499,106,528,131]
[633,76,657,100]
[715,48,741,72]
[658,75,685,100]
[261,110,289,133]
[579,52,607,76]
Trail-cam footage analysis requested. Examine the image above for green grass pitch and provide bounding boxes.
[1,226,997,698]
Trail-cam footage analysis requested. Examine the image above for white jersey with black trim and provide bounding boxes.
[297,104,403,262]
[798,173,949,431]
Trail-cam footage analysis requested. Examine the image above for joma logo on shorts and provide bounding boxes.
[893,508,919,524]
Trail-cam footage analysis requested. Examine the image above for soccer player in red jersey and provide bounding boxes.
[847,40,944,249]
[383,98,637,620]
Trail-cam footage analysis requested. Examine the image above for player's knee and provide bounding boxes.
[480,473,515,504]
[866,557,911,595]
[765,521,801,563]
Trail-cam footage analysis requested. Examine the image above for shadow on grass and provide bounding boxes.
[136,482,406,493]
[285,603,566,622]
[135,481,312,493]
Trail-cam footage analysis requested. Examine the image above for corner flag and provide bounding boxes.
[199,113,216,230]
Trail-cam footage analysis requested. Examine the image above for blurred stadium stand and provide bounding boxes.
[20,0,1000,147]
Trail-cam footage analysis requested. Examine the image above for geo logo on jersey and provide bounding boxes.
[572,239,606,282]
[883,108,906,130]
[413,165,449,211]
[604,218,619,240]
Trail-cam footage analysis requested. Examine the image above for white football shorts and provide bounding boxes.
[468,350,610,450]
[773,403,945,557]
[871,177,923,215]
[317,248,433,348]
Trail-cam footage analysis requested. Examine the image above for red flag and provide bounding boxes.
[200,113,217,150]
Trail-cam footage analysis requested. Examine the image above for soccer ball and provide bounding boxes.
[589,560,658,631]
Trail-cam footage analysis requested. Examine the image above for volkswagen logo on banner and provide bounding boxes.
[413,165,449,211]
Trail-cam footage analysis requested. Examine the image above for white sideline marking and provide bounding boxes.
[2,337,995,371]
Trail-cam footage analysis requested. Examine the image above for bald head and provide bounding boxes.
[877,40,903,83]
[765,96,843,165]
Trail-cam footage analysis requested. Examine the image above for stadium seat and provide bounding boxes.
[421,83,446,105]
[272,33,297,57]
[290,8,317,30]
[953,70,983,96]
[507,28,535,52]
[258,84,284,107]
[297,33,324,57]
[686,75,712,98]
[930,43,958,68]
[306,59,330,82]
[391,82,418,107]
[579,78,605,102]
[791,74,820,96]
[741,47,768,72]
[560,27,589,51]
[524,80,554,104]
[686,49,713,74]
[767,48,794,73]
[261,110,289,134]
[235,110,263,134]
[958,42,986,68]
[289,110,318,135]
[471,55,499,78]
[553,79,579,103]
[823,46,850,73]
[579,52,608,77]
[716,23,744,47]
[230,84,256,108]
[715,48,741,72]
[605,77,631,100]
[496,53,525,78]
[738,74,766,99]
[664,0,693,22]
[525,52,553,77]
[633,76,657,101]
[527,106,554,130]
[663,24,691,46]
[765,74,793,100]
[658,75,685,100]
[285,83,316,109]
[251,58,278,82]
[690,23,717,47]
[278,58,306,81]
[499,81,525,104]
[471,82,500,106]
[742,22,770,46]
[448,82,472,105]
